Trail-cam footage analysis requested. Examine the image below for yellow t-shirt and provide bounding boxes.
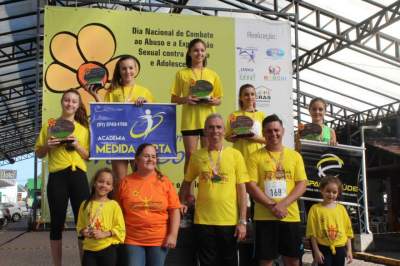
[225,110,265,160]
[76,199,126,252]
[104,84,155,103]
[185,147,249,225]
[171,67,223,131]
[247,147,307,222]
[306,203,353,253]
[35,121,89,173]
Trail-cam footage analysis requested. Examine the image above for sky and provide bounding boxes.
[0,155,41,186]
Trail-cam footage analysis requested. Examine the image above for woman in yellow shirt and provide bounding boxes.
[35,89,90,266]
[97,55,155,184]
[225,83,266,160]
[77,168,125,266]
[171,38,223,172]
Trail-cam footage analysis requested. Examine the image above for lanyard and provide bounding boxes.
[208,148,222,175]
[191,67,203,81]
[266,148,284,171]
[122,86,135,102]
[88,201,104,229]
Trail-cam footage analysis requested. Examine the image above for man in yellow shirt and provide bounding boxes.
[180,113,248,266]
[247,114,307,266]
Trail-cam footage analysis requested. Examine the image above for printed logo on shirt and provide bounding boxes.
[130,191,163,215]
[199,171,228,183]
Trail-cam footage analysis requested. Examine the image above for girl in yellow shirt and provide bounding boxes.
[171,38,223,173]
[306,176,353,266]
[225,84,266,160]
[35,89,90,266]
[77,168,125,266]
[93,55,155,184]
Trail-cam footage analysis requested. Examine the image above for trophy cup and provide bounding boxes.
[190,80,213,103]
[299,123,322,140]
[49,118,75,150]
[230,115,254,138]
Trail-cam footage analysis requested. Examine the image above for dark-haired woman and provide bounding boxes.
[35,89,91,266]
[171,38,223,173]
[100,55,155,184]
[117,143,181,266]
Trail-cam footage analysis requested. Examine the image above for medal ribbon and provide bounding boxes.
[122,86,136,102]
[208,148,222,176]
[88,201,103,229]
[266,148,284,172]
[191,67,203,82]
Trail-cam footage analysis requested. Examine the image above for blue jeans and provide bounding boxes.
[125,244,168,266]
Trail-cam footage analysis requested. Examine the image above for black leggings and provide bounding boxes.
[47,167,90,240]
[317,245,346,266]
[82,245,117,266]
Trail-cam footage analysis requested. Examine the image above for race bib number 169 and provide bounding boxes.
[264,180,287,199]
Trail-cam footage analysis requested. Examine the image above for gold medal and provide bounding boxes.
[209,149,223,183]
[266,149,285,179]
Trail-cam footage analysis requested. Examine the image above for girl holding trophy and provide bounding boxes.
[225,83,266,160]
[35,89,91,266]
[171,38,223,173]
[103,55,155,184]
[298,97,337,145]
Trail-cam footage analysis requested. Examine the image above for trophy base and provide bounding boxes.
[60,139,74,144]
[234,133,255,138]
[196,97,211,104]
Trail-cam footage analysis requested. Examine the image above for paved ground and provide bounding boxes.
[0,218,397,266]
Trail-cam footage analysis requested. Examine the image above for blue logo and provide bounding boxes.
[266,48,285,60]
[236,47,257,63]
[130,109,166,139]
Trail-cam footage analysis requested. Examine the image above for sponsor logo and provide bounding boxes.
[265,48,285,60]
[236,47,257,63]
[255,86,271,106]
[317,153,344,178]
[264,65,288,81]
[130,109,166,139]
[238,67,255,81]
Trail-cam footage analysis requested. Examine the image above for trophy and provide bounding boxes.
[299,123,322,140]
[190,80,213,103]
[230,115,254,138]
[78,64,107,92]
[49,118,75,149]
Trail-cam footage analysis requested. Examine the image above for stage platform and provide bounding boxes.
[2,228,398,266]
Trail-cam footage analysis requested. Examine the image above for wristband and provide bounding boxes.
[238,219,247,225]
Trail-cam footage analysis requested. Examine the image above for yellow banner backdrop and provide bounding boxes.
[41,6,236,221]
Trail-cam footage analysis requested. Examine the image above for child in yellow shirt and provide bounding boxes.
[306,176,353,266]
[77,168,125,266]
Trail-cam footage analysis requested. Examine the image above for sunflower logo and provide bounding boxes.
[45,23,126,113]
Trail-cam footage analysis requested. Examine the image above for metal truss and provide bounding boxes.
[357,168,368,233]
[293,90,358,121]
[0,153,35,167]
[285,0,400,65]
[294,1,400,71]
[0,37,42,66]
[329,101,400,129]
